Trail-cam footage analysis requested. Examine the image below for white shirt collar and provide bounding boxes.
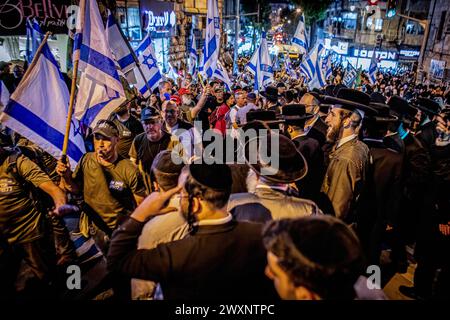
[256,183,289,192]
[336,134,358,149]
[166,122,179,133]
[195,213,233,226]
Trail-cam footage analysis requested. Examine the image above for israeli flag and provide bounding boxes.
[106,10,136,74]
[133,33,162,98]
[292,15,308,55]
[0,81,10,109]
[300,43,326,84]
[188,31,198,76]
[73,0,125,127]
[26,18,44,64]
[284,53,296,78]
[368,51,379,84]
[212,61,232,91]
[0,43,86,168]
[247,32,273,91]
[201,0,221,78]
[343,63,358,87]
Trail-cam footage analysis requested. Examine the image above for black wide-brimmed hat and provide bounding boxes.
[333,84,347,97]
[260,85,279,102]
[244,131,308,183]
[281,104,314,125]
[388,95,417,121]
[189,163,232,192]
[323,88,377,116]
[368,103,398,122]
[370,92,386,104]
[239,110,284,129]
[410,97,441,116]
[324,84,336,97]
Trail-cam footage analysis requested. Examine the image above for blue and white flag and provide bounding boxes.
[343,63,358,87]
[26,17,44,64]
[292,15,308,55]
[300,43,326,88]
[106,10,136,74]
[284,54,296,78]
[188,31,198,76]
[246,32,273,91]
[0,81,10,109]
[73,0,125,127]
[212,61,232,91]
[368,51,379,84]
[133,33,162,97]
[0,43,86,168]
[201,0,221,78]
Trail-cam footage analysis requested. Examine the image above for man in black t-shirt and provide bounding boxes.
[129,107,174,193]
[110,100,144,159]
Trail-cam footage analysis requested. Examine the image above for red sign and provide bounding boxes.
[367,0,379,5]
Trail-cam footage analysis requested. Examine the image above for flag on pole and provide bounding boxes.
[73,0,126,127]
[300,43,327,88]
[246,32,273,91]
[26,18,44,64]
[292,15,308,54]
[284,53,296,78]
[368,51,379,84]
[106,10,136,74]
[0,43,86,168]
[188,31,198,76]
[133,33,162,98]
[212,61,232,91]
[201,0,221,78]
[0,81,10,109]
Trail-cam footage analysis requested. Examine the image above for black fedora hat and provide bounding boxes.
[281,104,314,125]
[410,97,441,116]
[323,88,377,116]
[368,103,398,122]
[388,95,417,120]
[370,92,386,104]
[324,84,336,97]
[239,110,284,129]
[244,131,308,183]
[333,84,347,97]
[260,85,279,102]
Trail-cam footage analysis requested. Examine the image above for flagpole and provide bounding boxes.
[21,32,52,82]
[62,49,79,158]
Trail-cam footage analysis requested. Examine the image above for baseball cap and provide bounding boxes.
[141,107,161,121]
[92,120,119,138]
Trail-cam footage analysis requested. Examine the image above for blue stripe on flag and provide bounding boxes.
[79,43,120,82]
[139,71,162,96]
[292,38,307,48]
[118,53,135,70]
[4,100,84,162]
[41,44,66,83]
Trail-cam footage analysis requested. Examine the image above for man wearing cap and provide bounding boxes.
[130,107,174,193]
[178,87,196,123]
[321,89,375,221]
[262,216,386,300]
[57,119,146,239]
[107,163,278,300]
[260,85,281,113]
[110,99,144,159]
[228,132,323,222]
[282,104,325,203]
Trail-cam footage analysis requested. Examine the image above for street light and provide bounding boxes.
[296,8,301,13]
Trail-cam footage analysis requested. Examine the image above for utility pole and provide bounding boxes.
[233,0,240,74]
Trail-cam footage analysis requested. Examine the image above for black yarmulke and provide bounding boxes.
[189,164,232,191]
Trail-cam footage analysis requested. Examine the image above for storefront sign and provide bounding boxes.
[352,48,398,61]
[144,10,176,32]
[399,49,420,59]
[0,0,73,35]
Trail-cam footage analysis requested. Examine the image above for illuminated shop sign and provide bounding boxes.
[144,10,176,32]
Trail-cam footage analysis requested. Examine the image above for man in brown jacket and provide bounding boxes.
[321,89,376,222]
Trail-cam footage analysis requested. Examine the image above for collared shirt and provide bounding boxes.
[336,134,358,149]
[165,123,179,134]
[290,131,307,140]
[256,183,289,193]
[196,213,233,226]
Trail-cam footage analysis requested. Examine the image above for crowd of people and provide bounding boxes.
[0,54,450,301]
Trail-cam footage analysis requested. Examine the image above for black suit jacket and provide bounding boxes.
[108,218,278,300]
[307,116,328,147]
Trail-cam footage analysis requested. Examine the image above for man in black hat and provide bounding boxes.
[412,97,441,150]
[355,103,404,266]
[282,104,324,203]
[386,96,431,273]
[300,93,328,148]
[260,85,281,113]
[321,89,376,221]
[228,131,323,222]
[57,120,147,236]
[110,99,144,159]
[107,163,278,300]
[262,216,385,300]
[129,107,174,193]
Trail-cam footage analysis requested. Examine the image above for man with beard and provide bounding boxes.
[178,88,196,123]
[57,120,146,236]
[321,89,376,222]
[412,97,441,150]
[107,163,278,300]
[110,99,144,159]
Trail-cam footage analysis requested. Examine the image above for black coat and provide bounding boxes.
[307,116,328,147]
[107,218,278,300]
[416,121,437,151]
